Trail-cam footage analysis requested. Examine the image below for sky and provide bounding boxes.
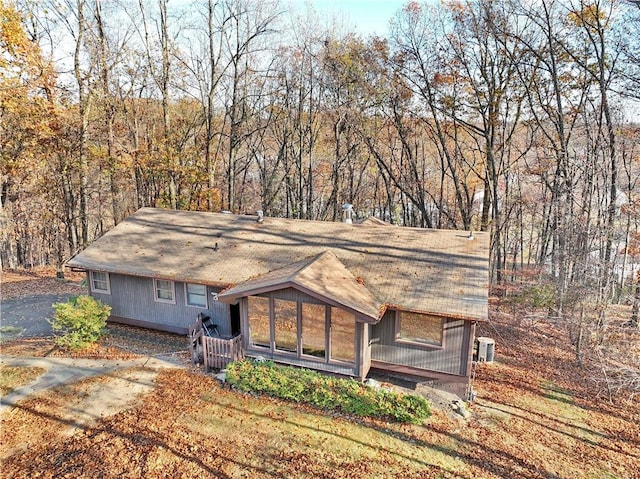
[289,0,409,37]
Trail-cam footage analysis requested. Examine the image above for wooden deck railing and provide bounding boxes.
[202,334,244,371]
[189,316,204,363]
[188,316,244,371]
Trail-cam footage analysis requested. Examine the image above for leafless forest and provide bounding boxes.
[1,1,639,393]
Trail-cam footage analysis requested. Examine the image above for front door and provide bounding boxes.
[230,303,240,336]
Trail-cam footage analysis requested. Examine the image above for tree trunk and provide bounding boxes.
[74,0,89,247]
[95,0,121,226]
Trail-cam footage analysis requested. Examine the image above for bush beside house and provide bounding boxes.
[226,359,431,424]
[51,295,110,350]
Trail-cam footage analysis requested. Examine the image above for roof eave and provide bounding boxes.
[65,260,233,290]
[384,304,488,323]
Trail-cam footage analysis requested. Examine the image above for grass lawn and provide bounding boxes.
[1,356,637,478]
[1,368,468,478]
[0,366,45,395]
[0,269,638,479]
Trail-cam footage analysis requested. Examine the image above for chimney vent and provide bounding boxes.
[342,204,353,224]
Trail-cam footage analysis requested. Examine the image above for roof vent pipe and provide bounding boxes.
[257,210,264,223]
[342,204,353,224]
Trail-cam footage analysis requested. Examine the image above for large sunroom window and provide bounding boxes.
[246,294,355,364]
[301,303,326,358]
[330,307,355,362]
[247,296,270,348]
[274,299,298,353]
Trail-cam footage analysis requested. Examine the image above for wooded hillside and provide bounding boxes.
[1,0,639,395]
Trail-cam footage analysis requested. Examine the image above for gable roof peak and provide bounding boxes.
[218,248,382,322]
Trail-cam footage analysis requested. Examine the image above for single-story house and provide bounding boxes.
[67,207,489,396]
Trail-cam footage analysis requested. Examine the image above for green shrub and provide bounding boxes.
[51,295,110,350]
[226,360,430,424]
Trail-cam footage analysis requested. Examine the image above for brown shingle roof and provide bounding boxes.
[67,207,489,321]
[218,250,383,322]
[357,216,391,226]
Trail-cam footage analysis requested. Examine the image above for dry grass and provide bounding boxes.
[1,269,638,478]
[1,326,638,479]
[0,338,140,360]
[1,369,467,478]
[0,366,45,396]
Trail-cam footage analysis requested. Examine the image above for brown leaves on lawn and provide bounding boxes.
[4,356,636,479]
[0,337,140,360]
[468,309,640,479]
[2,268,85,299]
[1,272,639,478]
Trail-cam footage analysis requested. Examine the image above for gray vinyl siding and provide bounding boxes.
[258,288,325,304]
[89,272,230,335]
[370,310,471,376]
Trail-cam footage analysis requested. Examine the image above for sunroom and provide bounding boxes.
[217,251,383,379]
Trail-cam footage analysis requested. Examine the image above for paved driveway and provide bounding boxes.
[0,294,73,340]
[1,294,189,360]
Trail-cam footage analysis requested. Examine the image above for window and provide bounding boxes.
[330,307,355,362]
[90,271,110,294]
[247,296,271,348]
[274,299,298,353]
[302,303,326,358]
[154,279,175,304]
[245,294,357,366]
[185,283,207,308]
[396,311,443,347]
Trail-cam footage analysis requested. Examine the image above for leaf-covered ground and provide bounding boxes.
[0,366,45,396]
[2,268,85,299]
[1,270,639,478]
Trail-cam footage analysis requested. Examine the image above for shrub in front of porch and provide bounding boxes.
[225,360,431,424]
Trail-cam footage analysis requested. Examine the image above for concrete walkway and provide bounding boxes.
[0,355,182,414]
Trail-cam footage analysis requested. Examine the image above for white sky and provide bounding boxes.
[288,0,409,36]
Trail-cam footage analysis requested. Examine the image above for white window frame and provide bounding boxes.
[90,271,111,294]
[185,283,207,308]
[154,278,176,304]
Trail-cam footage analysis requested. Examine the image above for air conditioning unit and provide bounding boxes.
[476,337,495,363]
